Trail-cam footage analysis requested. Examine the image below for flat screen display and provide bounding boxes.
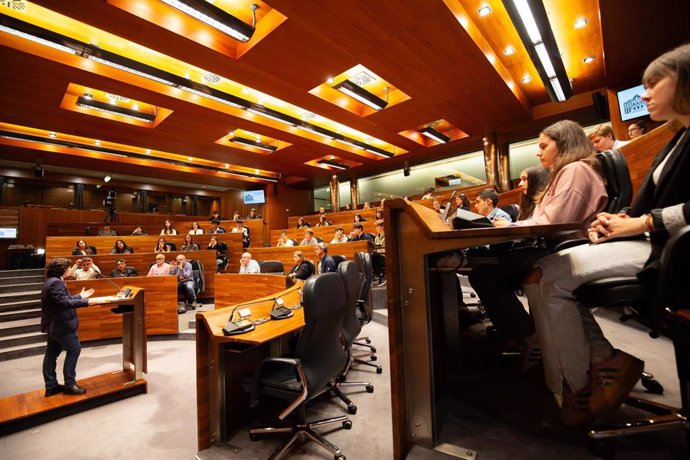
[242,190,265,204]
[617,84,649,121]
[0,228,18,239]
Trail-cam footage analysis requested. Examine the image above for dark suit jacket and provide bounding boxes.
[318,255,336,274]
[40,277,89,335]
[111,267,138,277]
[289,261,314,280]
[630,128,690,277]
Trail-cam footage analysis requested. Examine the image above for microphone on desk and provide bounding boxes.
[222,297,277,336]
[270,297,293,320]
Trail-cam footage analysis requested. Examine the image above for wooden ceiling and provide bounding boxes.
[0,0,688,191]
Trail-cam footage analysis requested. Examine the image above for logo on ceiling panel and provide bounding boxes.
[0,0,27,11]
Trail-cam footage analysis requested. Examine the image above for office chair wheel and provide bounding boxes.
[347,403,357,415]
[641,373,664,395]
[335,455,346,460]
[376,367,383,374]
[370,347,377,353]
[342,420,352,430]
[366,384,374,393]
[336,374,346,383]
[363,338,371,344]
[370,356,377,361]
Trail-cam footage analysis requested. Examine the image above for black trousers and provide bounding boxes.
[372,252,385,278]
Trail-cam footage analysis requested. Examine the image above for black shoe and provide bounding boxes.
[178,306,187,314]
[64,384,87,396]
[187,302,196,310]
[44,384,65,397]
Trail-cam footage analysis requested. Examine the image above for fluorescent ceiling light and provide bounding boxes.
[228,135,277,152]
[246,107,298,127]
[76,96,156,123]
[179,85,245,109]
[86,55,177,87]
[477,5,492,16]
[161,0,256,43]
[334,80,388,111]
[0,24,77,54]
[419,127,451,144]
[318,159,348,170]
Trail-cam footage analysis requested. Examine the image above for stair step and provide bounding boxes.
[0,308,42,322]
[0,343,46,362]
[0,317,41,336]
[0,331,46,349]
[0,283,44,294]
[0,269,44,278]
[0,275,43,286]
[0,298,42,313]
[0,291,42,305]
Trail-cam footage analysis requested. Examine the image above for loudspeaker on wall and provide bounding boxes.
[592,92,609,120]
[403,161,410,177]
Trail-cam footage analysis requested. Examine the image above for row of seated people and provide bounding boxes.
[440,44,689,437]
[295,209,384,229]
[95,218,246,239]
[72,235,232,261]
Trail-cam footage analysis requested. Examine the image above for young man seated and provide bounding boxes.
[299,228,319,246]
[474,189,512,222]
[170,254,196,314]
[349,222,373,242]
[330,226,349,244]
[72,258,101,280]
[110,259,137,277]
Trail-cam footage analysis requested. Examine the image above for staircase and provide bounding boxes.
[0,269,45,361]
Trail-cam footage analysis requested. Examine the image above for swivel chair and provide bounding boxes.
[572,225,690,453]
[333,261,375,414]
[249,273,352,459]
[332,255,347,268]
[258,260,284,274]
[166,242,177,251]
[499,203,520,222]
[353,252,383,374]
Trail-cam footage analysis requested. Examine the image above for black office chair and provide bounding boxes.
[249,273,352,459]
[572,226,690,451]
[332,255,347,268]
[189,259,205,295]
[214,241,228,270]
[353,252,383,374]
[242,226,251,248]
[500,203,520,222]
[89,245,98,255]
[598,149,633,214]
[166,242,177,251]
[290,239,299,246]
[333,261,375,414]
[258,260,284,274]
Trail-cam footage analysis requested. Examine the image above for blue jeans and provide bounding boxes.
[178,280,196,304]
[42,332,81,389]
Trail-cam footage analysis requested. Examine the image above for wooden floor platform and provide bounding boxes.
[0,369,147,436]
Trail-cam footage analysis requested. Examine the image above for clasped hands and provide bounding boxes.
[588,212,647,244]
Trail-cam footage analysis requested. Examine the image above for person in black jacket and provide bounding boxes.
[110,259,138,277]
[287,250,313,280]
[41,258,95,396]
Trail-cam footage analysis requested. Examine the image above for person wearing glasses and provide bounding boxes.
[239,252,260,274]
[627,120,648,139]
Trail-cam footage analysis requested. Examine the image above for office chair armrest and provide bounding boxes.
[250,357,309,420]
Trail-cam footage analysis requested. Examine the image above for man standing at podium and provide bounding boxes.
[41,258,95,397]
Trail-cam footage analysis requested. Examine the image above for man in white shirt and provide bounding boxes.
[147,254,170,276]
[330,227,349,244]
[239,252,261,274]
[588,123,629,152]
[72,258,101,280]
[299,229,319,246]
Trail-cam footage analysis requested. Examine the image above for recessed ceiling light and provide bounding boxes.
[132,103,139,111]
[187,156,193,161]
[477,5,492,16]
[574,17,589,29]
[104,174,111,183]
[94,140,101,145]
[48,132,57,138]
[224,163,229,168]
[522,75,532,83]
[503,46,516,55]
[583,55,596,64]
[145,149,151,154]
[327,77,335,84]
[84,93,93,100]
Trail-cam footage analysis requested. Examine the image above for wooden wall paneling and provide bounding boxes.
[618,123,676,198]
[266,184,313,234]
[214,274,292,308]
[67,275,178,341]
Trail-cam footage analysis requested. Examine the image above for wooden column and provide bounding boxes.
[350,178,359,209]
[482,132,499,187]
[329,174,340,211]
[497,141,511,191]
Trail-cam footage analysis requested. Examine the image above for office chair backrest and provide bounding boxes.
[189,259,205,293]
[598,149,633,213]
[290,239,299,246]
[500,204,520,222]
[89,246,98,255]
[654,225,690,323]
[242,226,251,248]
[127,266,138,276]
[354,251,373,324]
[295,273,348,392]
[338,261,363,347]
[304,259,315,277]
[258,260,284,274]
[332,255,347,268]
[167,242,177,251]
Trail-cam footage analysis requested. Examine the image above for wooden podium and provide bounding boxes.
[0,286,148,436]
[384,199,579,459]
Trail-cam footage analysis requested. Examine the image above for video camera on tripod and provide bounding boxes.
[103,190,117,222]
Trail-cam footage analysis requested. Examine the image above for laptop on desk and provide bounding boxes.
[451,208,493,229]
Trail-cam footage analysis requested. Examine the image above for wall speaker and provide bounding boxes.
[33,167,45,178]
[403,161,410,177]
[592,92,609,120]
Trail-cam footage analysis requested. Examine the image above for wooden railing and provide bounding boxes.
[214,274,293,307]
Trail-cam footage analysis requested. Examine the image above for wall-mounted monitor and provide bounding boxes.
[242,190,265,205]
[0,228,18,239]
[617,84,649,122]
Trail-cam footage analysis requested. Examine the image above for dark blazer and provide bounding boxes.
[630,128,690,278]
[351,232,374,242]
[111,267,138,277]
[289,261,314,280]
[318,255,336,274]
[40,277,89,335]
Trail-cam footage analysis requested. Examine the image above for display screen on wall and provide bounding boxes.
[0,228,18,239]
[617,84,649,121]
[242,190,265,204]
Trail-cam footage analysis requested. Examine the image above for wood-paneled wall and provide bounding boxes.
[67,276,178,341]
[618,123,676,198]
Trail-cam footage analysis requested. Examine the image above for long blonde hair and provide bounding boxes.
[537,120,600,202]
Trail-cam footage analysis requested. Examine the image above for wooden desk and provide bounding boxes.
[385,199,579,459]
[0,287,147,435]
[196,283,304,449]
[215,274,293,306]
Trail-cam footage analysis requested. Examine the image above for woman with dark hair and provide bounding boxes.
[375,208,384,220]
[287,250,313,280]
[526,44,690,425]
[154,237,170,253]
[72,240,94,256]
[110,239,133,255]
[160,219,178,236]
[296,217,311,229]
[180,234,199,251]
[188,222,204,235]
[41,258,94,397]
[353,213,366,223]
[517,166,550,220]
[315,214,331,227]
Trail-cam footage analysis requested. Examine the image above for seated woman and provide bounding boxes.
[180,234,199,251]
[160,219,178,236]
[524,45,690,426]
[188,222,204,235]
[516,166,550,220]
[72,239,94,256]
[296,217,310,229]
[315,214,331,227]
[468,119,607,370]
[353,213,365,223]
[154,237,171,253]
[207,236,226,270]
[110,239,133,255]
[375,208,384,220]
[287,250,313,280]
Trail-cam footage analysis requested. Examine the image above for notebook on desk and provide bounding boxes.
[451,209,493,229]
